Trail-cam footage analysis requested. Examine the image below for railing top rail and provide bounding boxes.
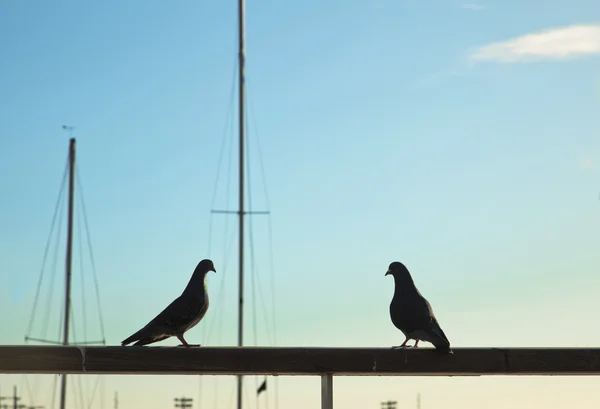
[2,346,600,376]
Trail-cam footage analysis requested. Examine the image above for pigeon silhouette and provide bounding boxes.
[121,259,216,347]
[385,261,452,354]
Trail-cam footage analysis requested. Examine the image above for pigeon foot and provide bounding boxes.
[176,335,201,347]
[177,343,201,348]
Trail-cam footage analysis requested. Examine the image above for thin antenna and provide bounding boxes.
[237,0,246,405]
[62,125,75,137]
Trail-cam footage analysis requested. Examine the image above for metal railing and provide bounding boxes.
[2,346,600,409]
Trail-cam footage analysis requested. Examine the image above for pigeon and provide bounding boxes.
[121,259,216,347]
[385,261,452,354]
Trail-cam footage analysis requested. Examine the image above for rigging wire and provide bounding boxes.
[76,189,88,343]
[225,382,236,409]
[37,169,68,341]
[203,51,239,409]
[213,221,238,409]
[207,221,237,409]
[69,259,77,344]
[243,383,252,409]
[204,87,237,343]
[70,371,84,409]
[76,166,107,344]
[205,221,237,340]
[50,375,58,409]
[25,156,70,337]
[69,300,87,409]
[247,84,279,409]
[23,152,107,409]
[99,377,105,409]
[75,165,107,408]
[76,376,85,409]
[86,375,103,409]
[22,375,34,405]
[249,90,277,343]
[35,184,66,353]
[67,191,86,409]
[43,198,65,341]
[245,91,263,404]
[207,57,238,256]
[265,215,278,409]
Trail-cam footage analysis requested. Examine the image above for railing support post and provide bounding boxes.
[321,374,333,409]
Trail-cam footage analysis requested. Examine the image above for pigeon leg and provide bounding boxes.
[176,335,201,348]
[392,337,412,349]
[413,340,420,347]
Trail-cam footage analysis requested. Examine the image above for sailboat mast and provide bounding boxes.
[237,0,246,407]
[59,137,76,409]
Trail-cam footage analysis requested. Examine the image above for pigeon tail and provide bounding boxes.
[122,331,170,346]
[132,335,170,346]
[426,320,452,353]
[121,331,143,346]
[121,327,156,346]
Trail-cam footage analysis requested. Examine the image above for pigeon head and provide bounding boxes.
[385,261,410,278]
[385,261,418,290]
[183,259,216,294]
[196,259,217,274]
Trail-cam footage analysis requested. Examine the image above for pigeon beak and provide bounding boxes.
[385,269,391,276]
[211,267,217,273]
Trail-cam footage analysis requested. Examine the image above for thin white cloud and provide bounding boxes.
[470,24,600,63]
[461,3,485,10]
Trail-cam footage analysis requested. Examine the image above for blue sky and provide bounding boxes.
[1,0,600,408]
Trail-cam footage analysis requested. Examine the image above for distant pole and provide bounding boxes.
[59,129,76,409]
[417,393,421,409]
[237,0,246,406]
[114,392,118,409]
[174,397,193,409]
[12,386,20,409]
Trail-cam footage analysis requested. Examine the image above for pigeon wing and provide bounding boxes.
[121,295,200,345]
[415,296,451,349]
